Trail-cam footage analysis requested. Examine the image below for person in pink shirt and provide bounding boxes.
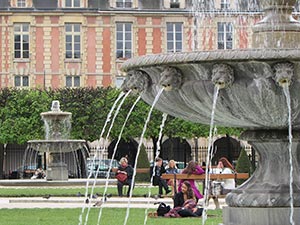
[178,160,204,202]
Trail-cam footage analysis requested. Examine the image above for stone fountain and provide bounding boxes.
[28,100,87,181]
[121,1,300,224]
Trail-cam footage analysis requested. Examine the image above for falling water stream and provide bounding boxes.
[202,85,220,225]
[78,91,125,225]
[84,90,131,225]
[282,85,295,225]
[97,94,141,225]
[144,112,168,225]
[123,87,165,225]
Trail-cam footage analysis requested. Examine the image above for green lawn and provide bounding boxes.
[0,184,204,197]
[0,208,222,225]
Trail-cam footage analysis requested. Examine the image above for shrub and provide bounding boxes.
[235,148,253,185]
[135,144,150,182]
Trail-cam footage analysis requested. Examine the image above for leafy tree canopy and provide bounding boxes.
[0,88,242,144]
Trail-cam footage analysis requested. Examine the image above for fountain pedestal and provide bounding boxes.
[224,130,300,225]
[46,153,68,181]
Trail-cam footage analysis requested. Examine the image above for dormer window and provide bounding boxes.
[65,0,81,8]
[17,0,26,7]
[116,0,132,8]
[170,0,180,8]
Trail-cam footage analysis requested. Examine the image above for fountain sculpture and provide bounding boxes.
[121,1,300,224]
[27,100,87,181]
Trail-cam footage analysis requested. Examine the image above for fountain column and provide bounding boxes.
[224,130,300,225]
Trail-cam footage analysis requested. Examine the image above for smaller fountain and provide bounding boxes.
[27,100,87,181]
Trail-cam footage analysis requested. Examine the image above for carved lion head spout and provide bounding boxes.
[159,67,183,91]
[121,70,150,93]
[211,63,234,89]
[273,62,294,87]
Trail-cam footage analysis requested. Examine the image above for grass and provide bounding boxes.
[0,208,223,225]
[0,183,204,197]
[0,184,222,224]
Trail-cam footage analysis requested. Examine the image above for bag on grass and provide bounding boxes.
[156,202,171,216]
[116,173,127,182]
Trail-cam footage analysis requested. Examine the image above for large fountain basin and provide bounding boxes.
[121,49,300,129]
[27,140,86,153]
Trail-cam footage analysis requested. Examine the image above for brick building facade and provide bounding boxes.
[0,0,271,89]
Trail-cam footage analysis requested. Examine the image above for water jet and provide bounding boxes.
[121,0,300,224]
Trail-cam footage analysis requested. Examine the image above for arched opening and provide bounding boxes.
[211,134,241,166]
[161,137,192,167]
[108,138,138,166]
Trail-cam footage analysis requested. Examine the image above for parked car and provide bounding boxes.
[86,159,119,178]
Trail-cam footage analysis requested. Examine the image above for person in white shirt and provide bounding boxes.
[211,157,235,209]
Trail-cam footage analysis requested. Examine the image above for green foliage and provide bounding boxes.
[235,148,253,185]
[135,145,150,182]
[0,87,243,146]
[0,88,51,144]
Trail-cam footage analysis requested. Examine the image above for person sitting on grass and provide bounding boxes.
[164,181,203,218]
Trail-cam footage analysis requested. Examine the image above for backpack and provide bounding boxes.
[156,202,171,216]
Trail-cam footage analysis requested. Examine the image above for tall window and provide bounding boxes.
[170,0,180,8]
[17,0,26,7]
[116,23,132,59]
[14,23,29,59]
[66,76,80,87]
[15,75,29,87]
[116,0,132,8]
[65,0,80,7]
[167,22,183,53]
[220,0,230,10]
[217,22,233,49]
[65,24,81,59]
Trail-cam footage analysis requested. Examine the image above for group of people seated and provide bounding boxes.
[115,155,236,217]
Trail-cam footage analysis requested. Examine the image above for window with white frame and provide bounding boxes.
[14,75,29,87]
[17,0,26,7]
[14,23,30,59]
[116,22,132,59]
[217,22,233,49]
[66,75,80,87]
[170,0,180,8]
[65,0,80,7]
[220,0,230,10]
[65,23,81,59]
[116,0,132,8]
[166,22,183,53]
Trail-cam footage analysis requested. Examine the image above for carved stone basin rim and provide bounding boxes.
[121,49,300,71]
[120,49,300,129]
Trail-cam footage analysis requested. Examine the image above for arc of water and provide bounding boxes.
[84,90,131,225]
[283,85,295,225]
[21,146,31,179]
[97,94,141,225]
[123,88,165,225]
[78,91,125,225]
[202,86,220,225]
[144,112,168,225]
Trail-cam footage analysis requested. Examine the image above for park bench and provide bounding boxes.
[161,173,250,198]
